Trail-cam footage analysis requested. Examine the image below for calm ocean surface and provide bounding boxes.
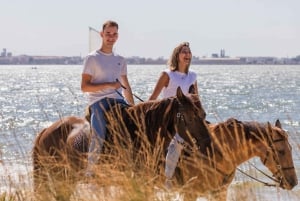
[0,65,300,199]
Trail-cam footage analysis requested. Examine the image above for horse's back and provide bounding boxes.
[33,116,90,155]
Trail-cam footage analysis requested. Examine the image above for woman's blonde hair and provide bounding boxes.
[168,42,190,71]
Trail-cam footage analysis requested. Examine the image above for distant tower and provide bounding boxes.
[1,48,7,57]
[220,49,225,58]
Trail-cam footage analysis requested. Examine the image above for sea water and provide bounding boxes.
[0,65,299,200]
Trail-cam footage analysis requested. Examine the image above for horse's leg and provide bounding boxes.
[33,151,76,201]
[32,132,54,200]
[45,164,77,201]
[33,155,53,200]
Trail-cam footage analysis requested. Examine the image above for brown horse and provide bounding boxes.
[173,118,298,201]
[32,87,208,200]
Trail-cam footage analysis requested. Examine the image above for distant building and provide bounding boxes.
[196,57,242,65]
[1,48,12,57]
[1,48,7,57]
[212,53,219,58]
[220,49,225,58]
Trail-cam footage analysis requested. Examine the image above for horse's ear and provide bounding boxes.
[188,84,196,94]
[275,119,282,128]
[176,86,184,97]
[266,121,273,133]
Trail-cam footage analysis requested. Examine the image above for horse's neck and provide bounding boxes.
[210,122,266,173]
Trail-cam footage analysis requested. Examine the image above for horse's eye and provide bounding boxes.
[278,150,285,155]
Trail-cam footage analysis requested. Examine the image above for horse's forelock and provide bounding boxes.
[272,125,289,140]
[262,122,287,141]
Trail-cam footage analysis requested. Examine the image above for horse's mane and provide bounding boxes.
[99,90,207,150]
[106,98,178,147]
[213,118,286,143]
[144,97,177,144]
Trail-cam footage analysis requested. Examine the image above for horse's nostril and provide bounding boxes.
[279,169,298,190]
[288,177,298,189]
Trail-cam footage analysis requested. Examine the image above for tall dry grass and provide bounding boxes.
[1,111,300,201]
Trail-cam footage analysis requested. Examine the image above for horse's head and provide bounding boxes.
[172,87,209,149]
[259,120,298,190]
[144,87,207,149]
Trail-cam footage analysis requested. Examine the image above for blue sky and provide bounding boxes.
[1,0,299,58]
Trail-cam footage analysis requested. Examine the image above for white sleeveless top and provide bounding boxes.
[162,69,197,98]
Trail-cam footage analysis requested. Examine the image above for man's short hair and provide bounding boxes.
[102,20,119,31]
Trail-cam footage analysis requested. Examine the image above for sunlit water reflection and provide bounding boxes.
[0,65,299,200]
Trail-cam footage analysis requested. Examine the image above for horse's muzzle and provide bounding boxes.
[281,176,298,190]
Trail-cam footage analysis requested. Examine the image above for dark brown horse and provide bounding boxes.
[173,118,298,201]
[32,87,208,200]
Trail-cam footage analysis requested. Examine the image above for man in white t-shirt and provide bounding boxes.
[81,20,134,176]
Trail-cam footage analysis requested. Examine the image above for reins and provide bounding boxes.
[249,162,279,183]
[237,164,278,187]
[116,79,144,102]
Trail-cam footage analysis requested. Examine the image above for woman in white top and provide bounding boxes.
[149,42,199,186]
[149,42,198,100]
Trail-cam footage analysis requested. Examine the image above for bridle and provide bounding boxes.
[238,129,295,187]
[260,133,295,185]
[173,100,205,151]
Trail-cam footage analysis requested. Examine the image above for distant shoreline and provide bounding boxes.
[1,63,300,66]
[0,55,300,65]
